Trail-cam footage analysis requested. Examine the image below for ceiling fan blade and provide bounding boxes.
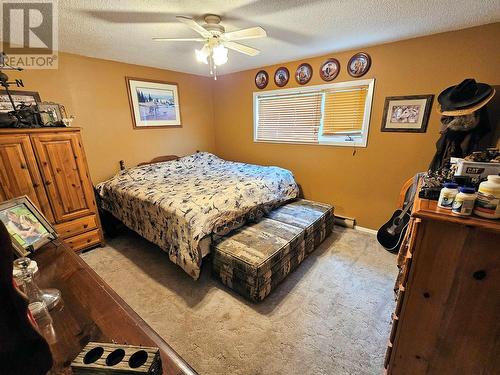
[222,26,266,41]
[176,16,211,38]
[152,37,205,42]
[81,10,176,23]
[224,41,260,56]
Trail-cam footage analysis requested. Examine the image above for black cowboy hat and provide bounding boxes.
[438,78,494,116]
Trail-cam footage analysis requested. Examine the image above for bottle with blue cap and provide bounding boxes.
[452,187,476,216]
[438,182,459,209]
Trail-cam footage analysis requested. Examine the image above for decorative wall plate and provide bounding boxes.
[255,70,269,89]
[320,58,340,81]
[274,67,290,87]
[347,52,371,78]
[295,63,313,85]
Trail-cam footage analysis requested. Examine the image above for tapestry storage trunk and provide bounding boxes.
[266,199,334,253]
[211,218,305,302]
[211,199,334,302]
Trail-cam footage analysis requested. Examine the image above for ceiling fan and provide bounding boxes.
[153,15,267,79]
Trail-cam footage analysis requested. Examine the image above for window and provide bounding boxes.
[253,79,374,147]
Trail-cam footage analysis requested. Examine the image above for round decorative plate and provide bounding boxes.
[255,70,269,89]
[274,67,290,87]
[295,63,313,85]
[320,58,340,81]
[347,52,371,78]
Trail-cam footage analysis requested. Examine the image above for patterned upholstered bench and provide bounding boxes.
[267,199,334,254]
[211,199,334,302]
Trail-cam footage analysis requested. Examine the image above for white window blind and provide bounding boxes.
[254,78,374,147]
[322,85,369,135]
[255,92,322,143]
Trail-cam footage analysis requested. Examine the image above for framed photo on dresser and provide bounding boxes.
[0,90,41,113]
[0,196,57,256]
[126,77,182,129]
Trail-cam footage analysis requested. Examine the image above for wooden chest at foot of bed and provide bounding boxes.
[71,342,162,375]
[211,199,334,302]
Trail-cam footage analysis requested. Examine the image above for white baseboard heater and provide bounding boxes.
[333,215,355,229]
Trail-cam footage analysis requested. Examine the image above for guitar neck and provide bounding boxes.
[400,200,414,216]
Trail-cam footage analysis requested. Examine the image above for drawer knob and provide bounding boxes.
[473,270,486,280]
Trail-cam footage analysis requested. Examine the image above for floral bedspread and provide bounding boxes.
[96,152,299,279]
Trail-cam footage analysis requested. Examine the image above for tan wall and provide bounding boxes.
[5,24,499,229]
[7,52,216,182]
[212,23,500,229]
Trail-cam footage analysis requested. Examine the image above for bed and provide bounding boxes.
[96,152,299,279]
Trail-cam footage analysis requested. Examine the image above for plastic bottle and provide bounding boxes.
[474,175,500,219]
[438,182,459,209]
[451,187,476,216]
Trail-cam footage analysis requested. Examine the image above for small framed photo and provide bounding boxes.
[126,77,182,129]
[320,58,340,81]
[295,63,312,85]
[348,52,371,78]
[58,104,68,119]
[37,101,63,125]
[274,67,289,87]
[0,196,57,257]
[0,90,41,112]
[381,95,434,133]
[255,70,269,89]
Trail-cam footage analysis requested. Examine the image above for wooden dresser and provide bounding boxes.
[34,240,197,374]
[385,194,500,374]
[0,128,104,251]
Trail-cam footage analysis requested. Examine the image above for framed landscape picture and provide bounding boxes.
[126,77,181,129]
[381,95,434,133]
[0,90,41,113]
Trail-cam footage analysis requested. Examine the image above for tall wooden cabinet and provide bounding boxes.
[385,194,500,374]
[0,128,104,252]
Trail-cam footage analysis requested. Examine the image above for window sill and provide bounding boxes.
[253,139,368,147]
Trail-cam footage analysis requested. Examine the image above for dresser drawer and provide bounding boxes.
[55,214,97,239]
[65,229,101,252]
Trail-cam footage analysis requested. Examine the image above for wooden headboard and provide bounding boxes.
[119,155,180,170]
[137,155,180,166]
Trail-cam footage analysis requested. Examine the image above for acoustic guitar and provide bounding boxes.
[376,202,413,253]
[377,180,417,253]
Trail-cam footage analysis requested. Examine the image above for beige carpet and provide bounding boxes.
[81,227,396,375]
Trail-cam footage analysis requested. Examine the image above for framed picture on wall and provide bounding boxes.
[274,67,289,87]
[381,95,434,133]
[0,90,41,113]
[125,77,182,129]
[347,52,371,78]
[255,70,269,89]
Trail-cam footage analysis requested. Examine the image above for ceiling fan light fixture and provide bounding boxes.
[155,15,265,78]
[212,44,228,66]
[195,45,209,64]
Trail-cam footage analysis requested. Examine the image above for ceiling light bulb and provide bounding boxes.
[212,44,228,66]
[195,46,209,64]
